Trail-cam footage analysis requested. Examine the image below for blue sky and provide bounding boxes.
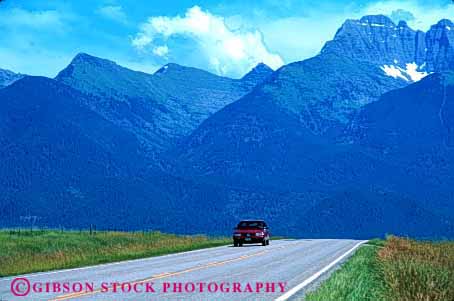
[0,0,452,78]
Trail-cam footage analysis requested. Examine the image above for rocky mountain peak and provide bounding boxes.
[62,53,120,73]
[155,63,182,73]
[251,62,273,72]
[72,52,97,62]
[322,14,420,67]
[241,63,274,86]
[55,52,157,98]
[322,16,454,83]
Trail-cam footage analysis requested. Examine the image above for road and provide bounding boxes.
[0,239,365,301]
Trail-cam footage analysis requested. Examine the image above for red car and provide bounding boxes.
[232,220,270,247]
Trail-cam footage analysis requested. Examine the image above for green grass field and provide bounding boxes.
[0,229,230,277]
[306,237,454,301]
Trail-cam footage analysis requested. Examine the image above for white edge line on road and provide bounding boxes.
[275,240,368,301]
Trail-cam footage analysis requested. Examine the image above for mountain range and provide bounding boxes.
[171,15,454,184]
[54,53,271,161]
[0,15,453,238]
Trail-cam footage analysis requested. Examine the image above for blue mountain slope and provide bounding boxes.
[353,72,454,149]
[172,52,406,185]
[0,76,276,233]
[0,76,151,226]
[0,76,150,185]
[350,72,454,216]
[260,53,405,135]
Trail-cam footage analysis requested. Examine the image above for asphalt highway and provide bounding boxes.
[0,239,365,301]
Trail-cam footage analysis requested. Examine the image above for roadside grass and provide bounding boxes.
[379,236,454,301]
[0,229,230,277]
[305,244,387,301]
[305,236,454,301]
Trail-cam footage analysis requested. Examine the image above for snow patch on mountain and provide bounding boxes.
[381,65,408,81]
[405,63,429,81]
[381,62,429,82]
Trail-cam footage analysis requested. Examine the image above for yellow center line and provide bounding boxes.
[48,249,270,301]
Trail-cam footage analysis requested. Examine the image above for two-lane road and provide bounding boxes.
[0,239,365,301]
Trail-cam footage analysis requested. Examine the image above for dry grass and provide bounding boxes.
[0,229,229,277]
[378,236,454,301]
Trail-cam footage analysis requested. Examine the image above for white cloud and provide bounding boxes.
[0,8,65,29]
[97,5,127,24]
[132,6,284,77]
[389,9,415,24]
[152,45,169,57]
[132,35,152,49]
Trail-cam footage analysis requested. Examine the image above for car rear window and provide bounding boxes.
[237,221,265,228]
